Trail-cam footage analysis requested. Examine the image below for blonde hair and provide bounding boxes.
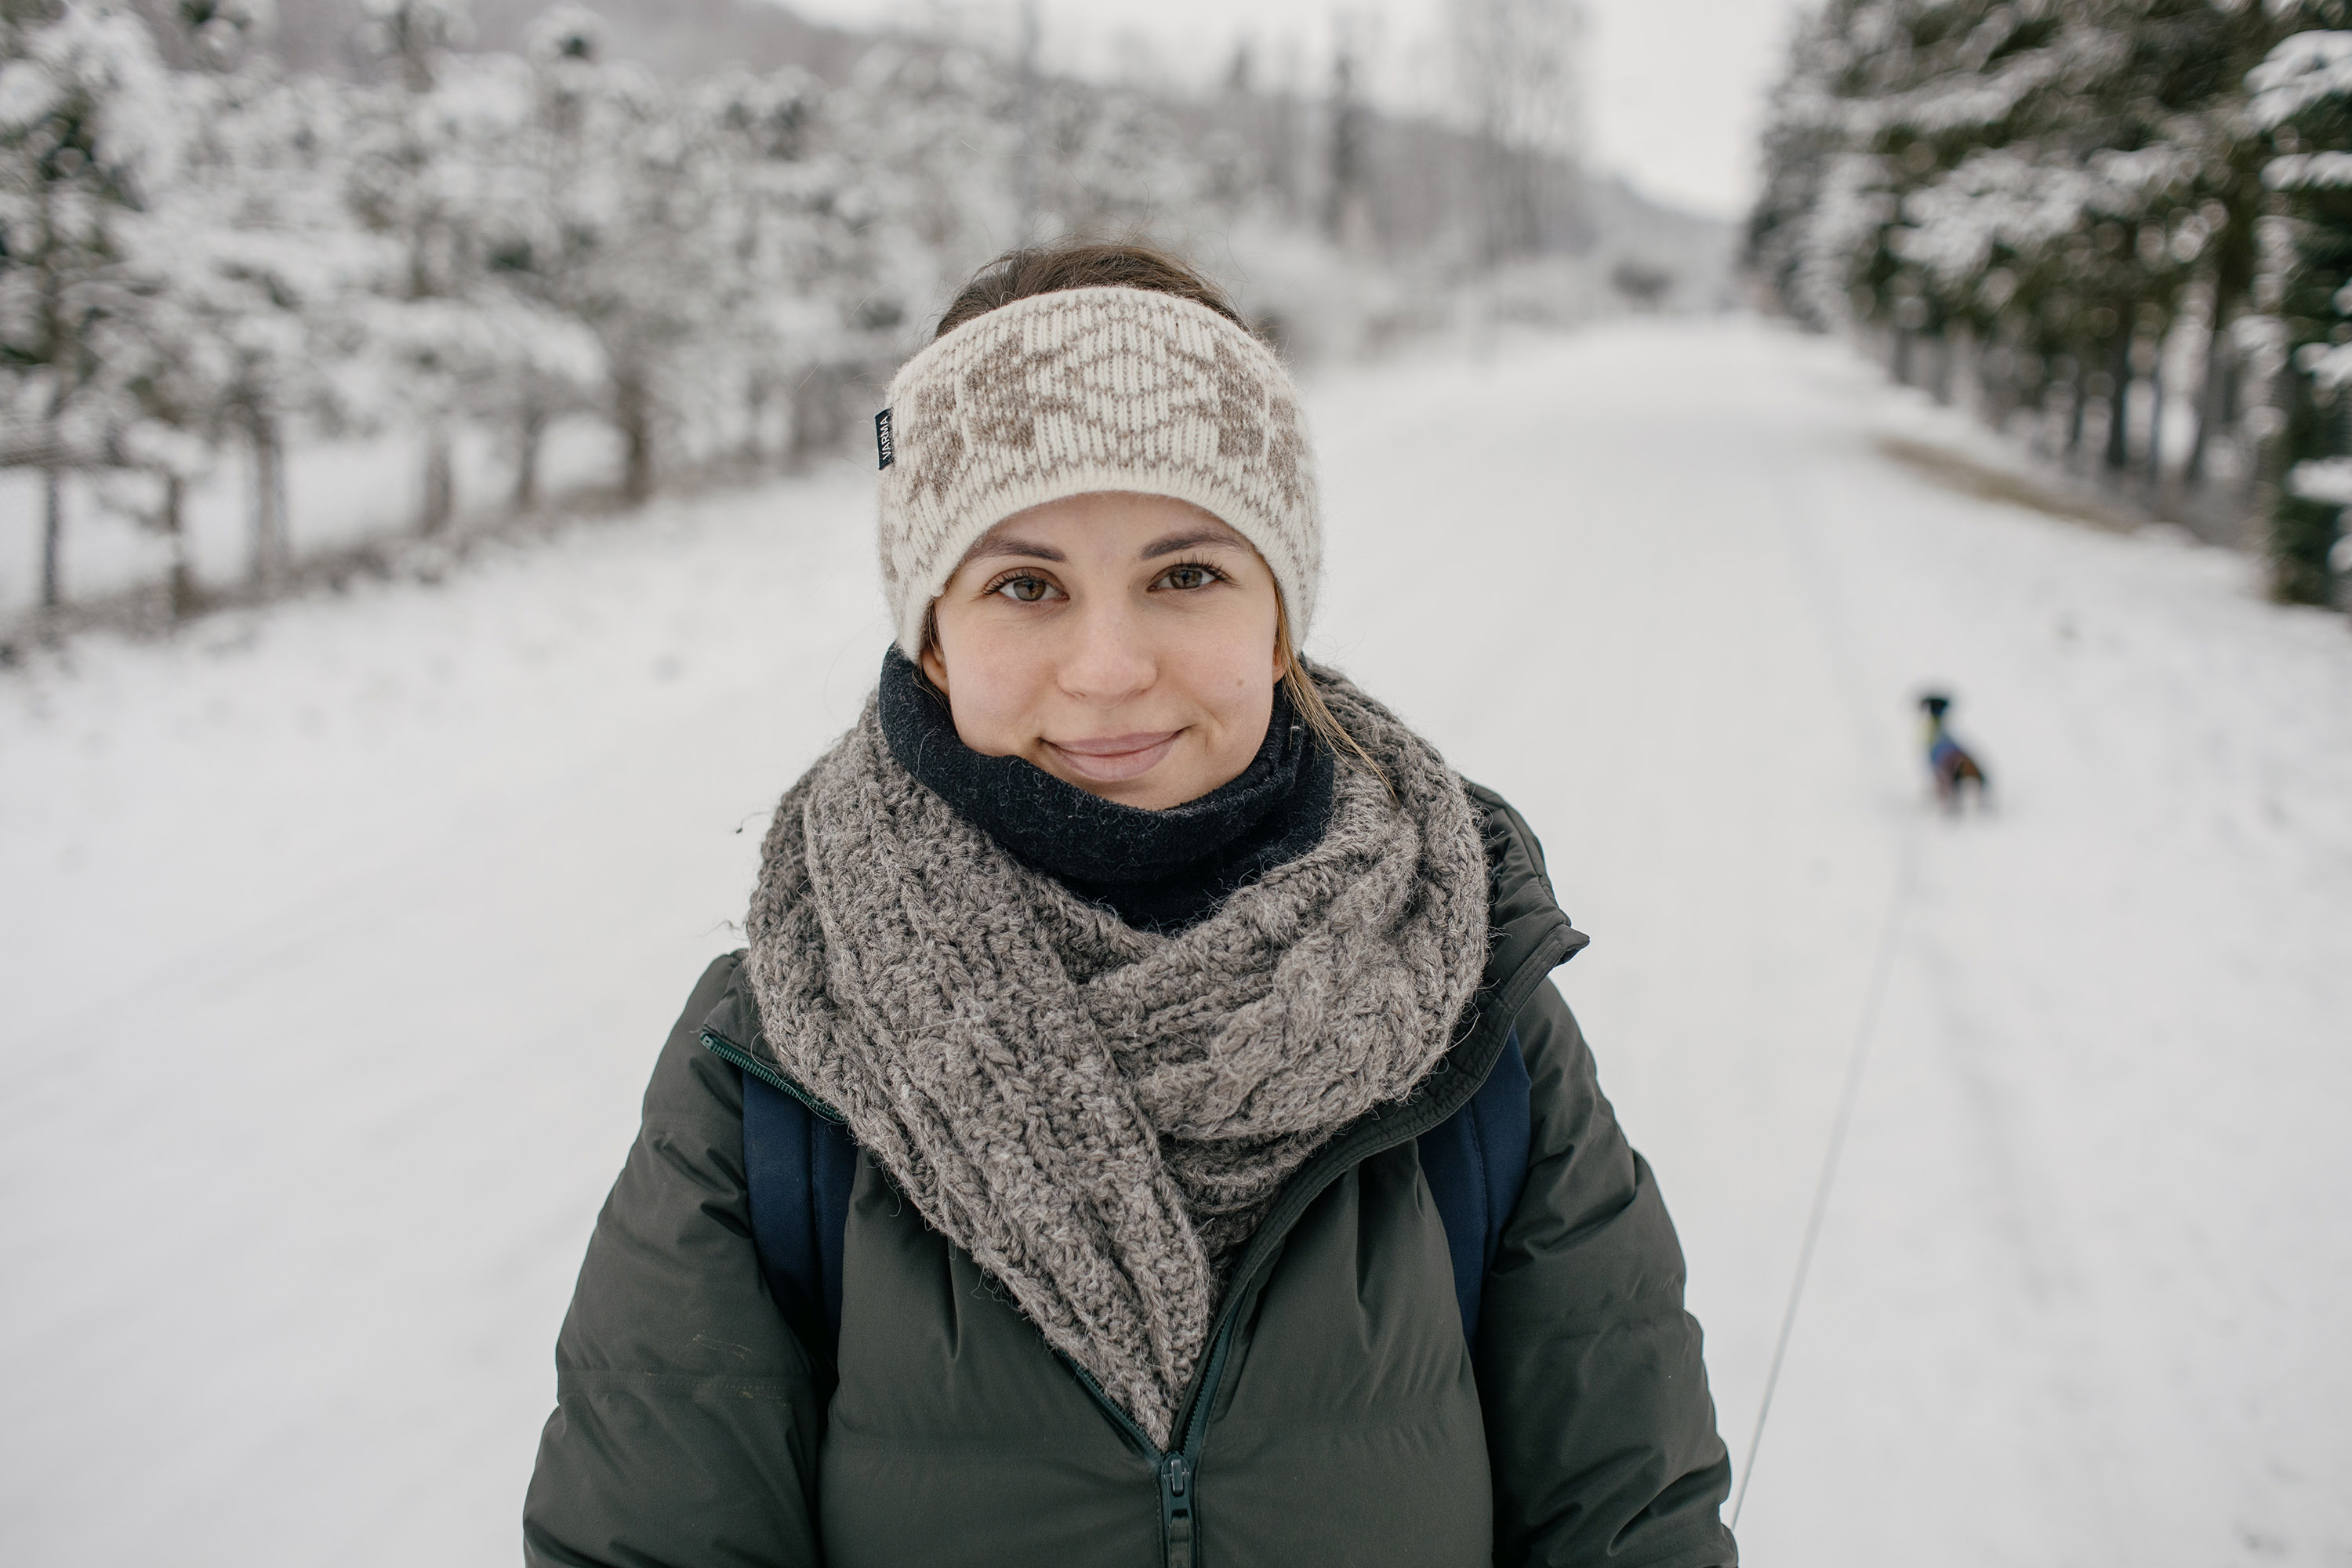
[1275,594,1390,793]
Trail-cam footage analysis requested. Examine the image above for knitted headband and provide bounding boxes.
[875,285,1321,659]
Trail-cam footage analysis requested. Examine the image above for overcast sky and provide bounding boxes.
[775,0,1810,220]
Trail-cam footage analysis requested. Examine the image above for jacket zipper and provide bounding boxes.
[699,1029,848,1123]
[1057,1316,1232,1568]
[713,1007,1225,1567]
[1159,1453,1195,1567]
[1060,909,1581,1563]
[1160,1313,1235,1567]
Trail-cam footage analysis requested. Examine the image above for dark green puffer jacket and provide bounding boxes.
[524,785,1737,1567]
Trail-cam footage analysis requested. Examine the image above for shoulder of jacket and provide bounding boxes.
[1459,778,1567,934]
[693,948,763,1053]
[635,952,756,1131]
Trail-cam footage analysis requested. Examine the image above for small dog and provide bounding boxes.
[1918,692,1989,811]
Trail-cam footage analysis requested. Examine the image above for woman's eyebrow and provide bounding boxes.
[965,535,1065,562]
[1140,530,1247,559]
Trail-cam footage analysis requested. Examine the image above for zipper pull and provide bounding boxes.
[1160,1452,1196,1568]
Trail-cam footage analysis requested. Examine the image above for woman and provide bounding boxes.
[524,242,1736,1568]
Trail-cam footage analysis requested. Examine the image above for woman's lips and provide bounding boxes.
[1044,730,1183,783]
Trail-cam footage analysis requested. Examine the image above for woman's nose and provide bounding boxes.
[1057,598,1156,704]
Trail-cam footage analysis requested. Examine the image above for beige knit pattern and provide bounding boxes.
[740,670,1486,1447]
[877,286,1320,657]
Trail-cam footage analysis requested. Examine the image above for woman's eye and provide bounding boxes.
[991,575,1059,603]
[1158,564,1218,591]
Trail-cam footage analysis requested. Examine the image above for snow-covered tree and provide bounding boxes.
[1750,0,2352,599]
[176,0,274,71]
[358,0,467,94]
[2252,17,2352,603]
[344,0,519,531]
[685,64,868,470]
[109,59,360,597]
[505,3,714,502]
[835,42,1014,304]
[0,0,176,608]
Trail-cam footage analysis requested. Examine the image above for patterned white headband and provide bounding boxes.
[873,286,1322,658]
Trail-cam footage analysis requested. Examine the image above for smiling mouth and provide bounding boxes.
[1044,731,1184,783]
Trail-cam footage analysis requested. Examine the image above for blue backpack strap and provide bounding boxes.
[739,1074,858,1364]
[1415,1027,1535,1351]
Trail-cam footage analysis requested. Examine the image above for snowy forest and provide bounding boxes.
[1751,0,2352,609]
[0,0,1717,630]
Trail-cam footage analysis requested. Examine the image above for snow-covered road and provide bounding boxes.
[5,319,2348,1566]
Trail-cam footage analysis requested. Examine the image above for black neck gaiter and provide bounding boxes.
[877,648,1336,934]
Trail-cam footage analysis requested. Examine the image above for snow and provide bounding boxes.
[2251,30,2352,131]
[2263,149,2352,191]
[2291,454,2352,504]
[4,318,2350,1565]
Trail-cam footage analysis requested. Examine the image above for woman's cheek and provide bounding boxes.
[971,639,1064,757]
[1192,608,1278,717]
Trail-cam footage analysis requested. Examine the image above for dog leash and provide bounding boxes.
[1729,815,1924,1530]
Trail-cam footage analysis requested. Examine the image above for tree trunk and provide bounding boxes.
[1975,332,2014,430]
[2031,351,2065,457]
[2197,179,2260,495]
[1892,328,1915,387]
[2185,307,2234,487]
[2267,352,2339,604]
[40,458,64,611]
[2067,351,2089,458]
[164,473,198,620]
[742,376,768,467]
[514,406,544,511]
[2104,332,2133,474]
[421,425,455,535]
[1325,34,1364,248]
[37,191,69,614]
[249,410,288,589]
[789,365,842,474]
[274,428,291,580]
[247,425,265,586]
[2146,355,2166,487]
[616,372,654,503]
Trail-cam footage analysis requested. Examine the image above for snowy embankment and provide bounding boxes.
[3,318,2347,1566]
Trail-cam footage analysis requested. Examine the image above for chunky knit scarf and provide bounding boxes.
[741,670,1488,1447]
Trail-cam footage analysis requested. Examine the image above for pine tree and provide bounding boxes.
[347,0,495,533]
[103,0,380,604]
[0,0,174,609]
[1749,0,2352,593]
[2251,13,2352,604]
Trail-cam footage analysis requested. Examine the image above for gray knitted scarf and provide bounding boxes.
[741,671,1488,1446]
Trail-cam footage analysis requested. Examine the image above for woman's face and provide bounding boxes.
[920,492,1281,811]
